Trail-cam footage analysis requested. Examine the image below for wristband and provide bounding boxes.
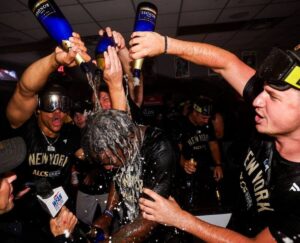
[215,164,222,167]
[104,209,113,218]
[163,36,168,54]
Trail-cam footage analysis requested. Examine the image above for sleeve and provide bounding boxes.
[242,74,264,105]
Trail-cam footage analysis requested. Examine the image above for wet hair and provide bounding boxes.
[81,109,144,221]
[98,82,109,93]
[82,109,139,163]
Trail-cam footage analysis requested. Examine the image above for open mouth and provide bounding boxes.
[52,116,62,126]
[255,111,264,123]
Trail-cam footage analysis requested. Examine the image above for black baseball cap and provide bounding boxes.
[193,96,214,116]
[0,137,26,174]
[71,100,92,117]
[259,47,300,91]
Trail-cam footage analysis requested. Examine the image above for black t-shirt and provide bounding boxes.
[11,116,81,242]
[234,75,300,241]
[16,116,80,189]
[177,116,216,167]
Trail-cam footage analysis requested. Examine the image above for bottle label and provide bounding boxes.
[32,0,56,21]
[31,0,73,45]
[134,7,157,31]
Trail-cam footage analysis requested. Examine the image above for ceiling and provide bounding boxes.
[0,0,300,74]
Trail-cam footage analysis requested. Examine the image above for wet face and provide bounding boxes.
[99,91,112,110]
[253,85,300,136]
[38,109,66,135]
[73,112,87,129]
[98,147,126,170]
[0,172,17,215]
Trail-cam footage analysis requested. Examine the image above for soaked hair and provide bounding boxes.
[82,109,139,163]
[82,109,144,221]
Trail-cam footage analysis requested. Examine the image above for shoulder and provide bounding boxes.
[142,126,176,165]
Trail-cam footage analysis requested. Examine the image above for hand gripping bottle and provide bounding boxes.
[95,33,116,72]
[91,33,116,111]
[28,0,89,73]
[132,2,157,86]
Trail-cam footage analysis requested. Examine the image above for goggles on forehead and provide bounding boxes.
[38,94,71,113]
[258,47,300,91]
[193,103,213,116]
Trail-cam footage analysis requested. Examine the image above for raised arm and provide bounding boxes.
[6,32,90,128]
[104,27,143,107]
[103,45,127,111]
[129,32,255,95]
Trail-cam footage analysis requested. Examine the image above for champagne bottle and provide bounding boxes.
[28,0,89,73]
[215,182,222,206]
[185,157,197,207]
[95,33,116,72]
[92,33,116,111]
[132,2,158,86]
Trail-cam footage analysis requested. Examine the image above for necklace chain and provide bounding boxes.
[41,130,60,146]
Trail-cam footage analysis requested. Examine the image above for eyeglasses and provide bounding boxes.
[258,47,300,91]
[38,94,71,113]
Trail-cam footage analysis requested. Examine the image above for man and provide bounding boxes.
[6,32,90,242]
[82,46,177,242]
[70,100,113,226]
[130,32,300,242]
[0,137,77,242]
[175,96,223,209]
[71,100,92,130]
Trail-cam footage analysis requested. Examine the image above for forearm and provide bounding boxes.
[174,210,254,243]
[110,216,157,243]
[109,86,127,111]
[166,37,255,95]
[209,141,222,165]
[118,47,132,76]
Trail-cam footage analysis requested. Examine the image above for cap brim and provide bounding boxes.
[0,137,26,174]
[266,80,292,91]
